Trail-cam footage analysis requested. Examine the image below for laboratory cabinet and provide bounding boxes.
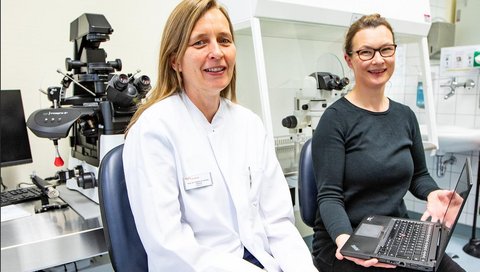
[220,0,439,174]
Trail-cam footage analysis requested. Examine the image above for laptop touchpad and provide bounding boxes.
[356,223,384,238]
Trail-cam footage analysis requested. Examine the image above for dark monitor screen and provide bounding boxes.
[1,89,33,167]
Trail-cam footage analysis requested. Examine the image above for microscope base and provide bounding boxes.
[463,238,480,258]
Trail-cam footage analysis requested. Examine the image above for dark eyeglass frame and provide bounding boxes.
[349,44,397,61]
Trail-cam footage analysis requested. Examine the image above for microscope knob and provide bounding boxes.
[282,115,298,129]
[65,58,85,71]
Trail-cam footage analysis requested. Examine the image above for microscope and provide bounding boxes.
[26,13,151,203]
[281,72,349,143]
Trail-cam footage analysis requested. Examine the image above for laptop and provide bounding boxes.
[340,158,473,271]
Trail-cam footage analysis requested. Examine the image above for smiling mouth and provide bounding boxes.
[204,67,226,72]
[369,68,387,74]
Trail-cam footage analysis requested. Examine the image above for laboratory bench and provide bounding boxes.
[1,185,108,272]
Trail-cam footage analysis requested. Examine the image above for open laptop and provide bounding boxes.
[340,158,473,271]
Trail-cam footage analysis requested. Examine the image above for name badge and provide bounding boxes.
[183,172,213,191]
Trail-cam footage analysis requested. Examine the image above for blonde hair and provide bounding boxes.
[125,0,236,134]
[344,13,395,55]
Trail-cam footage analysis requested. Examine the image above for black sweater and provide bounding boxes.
[311,97,439,257]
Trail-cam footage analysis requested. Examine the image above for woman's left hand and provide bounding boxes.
[421,189,454,223]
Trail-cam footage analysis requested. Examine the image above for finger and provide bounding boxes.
[420,210,430,221]
[335,249,344,260]
[344,256,364,262]
[362,258,379,267]
[344,256,371,266]
[335,251,344,261]
[366,258,396,269]
[374,262,397,269]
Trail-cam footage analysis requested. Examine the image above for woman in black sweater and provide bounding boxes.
[311,14,464,272]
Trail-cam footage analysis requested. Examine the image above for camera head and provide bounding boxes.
[64,13,122,101]
[309,72,349,91]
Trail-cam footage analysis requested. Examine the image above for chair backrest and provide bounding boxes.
[98,144,148,271]
[298,139,318,228]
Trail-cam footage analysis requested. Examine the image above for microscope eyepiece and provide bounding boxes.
[113,74,129,90]
[134,75,152,93]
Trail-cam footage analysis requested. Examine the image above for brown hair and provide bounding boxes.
[125,0,236,134]
[344,13,395,55]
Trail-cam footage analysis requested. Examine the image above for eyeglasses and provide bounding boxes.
[349,44,397,61]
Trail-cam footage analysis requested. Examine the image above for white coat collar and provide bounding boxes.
[179,91,226,132]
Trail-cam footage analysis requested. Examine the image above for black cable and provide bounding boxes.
[0,176,7,191]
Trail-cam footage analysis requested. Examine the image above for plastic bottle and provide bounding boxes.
[416,81,425,109]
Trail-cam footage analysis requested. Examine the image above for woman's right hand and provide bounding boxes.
[335,234,396,269]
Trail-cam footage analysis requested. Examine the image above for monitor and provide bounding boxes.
[1,89,33,167]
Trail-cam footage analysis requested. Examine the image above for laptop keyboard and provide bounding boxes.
[377,220,433,262]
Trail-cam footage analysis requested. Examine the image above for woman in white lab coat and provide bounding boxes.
[123,0,317,271]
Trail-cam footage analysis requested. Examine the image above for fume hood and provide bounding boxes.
[219,0,439,172]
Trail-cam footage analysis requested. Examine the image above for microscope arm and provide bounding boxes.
[26,107,95,139]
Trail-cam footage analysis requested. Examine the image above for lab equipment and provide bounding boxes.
[26,14,151,203]
[281,71,349,140]
[30,174,59,199]
[30,174,69,213]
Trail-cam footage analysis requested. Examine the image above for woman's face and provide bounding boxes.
[345,25,395,90]
[176,8,236,98]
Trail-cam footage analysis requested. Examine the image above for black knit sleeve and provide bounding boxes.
[407,108,439,200]
[312,105,353,240]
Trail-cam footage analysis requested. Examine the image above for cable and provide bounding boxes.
[0,177,7,191]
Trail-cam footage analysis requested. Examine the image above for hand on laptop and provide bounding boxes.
[421,190,464,228]
[335,234,396,269]
[421,189,454,224]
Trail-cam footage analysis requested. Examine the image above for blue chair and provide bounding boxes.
[98,144,148,271]
[298,139,318,228]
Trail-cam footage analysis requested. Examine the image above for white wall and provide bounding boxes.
[1,0,180,188]
[455,0,480,46]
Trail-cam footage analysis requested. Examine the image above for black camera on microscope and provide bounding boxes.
[310,72,349,91]
[281,72,349,130]
[62,13,121,104]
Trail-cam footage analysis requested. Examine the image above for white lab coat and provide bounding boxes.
[123,92,317,272]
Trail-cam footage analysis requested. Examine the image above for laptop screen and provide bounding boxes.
[437,158,473,264]
[442,158,472,230]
